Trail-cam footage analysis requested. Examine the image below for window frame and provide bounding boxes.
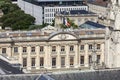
[31,58,35,67]
[23,47,27,53]
[14,47,18,53]
[70,56,74,66]
[40,46,44,52]
[52,46,56,52]
[2,48,6,54]
[61,46,65,52]
[70,45,74,51]
[31,47,35,53]
[89,44,92,50]
[80,45,84,50]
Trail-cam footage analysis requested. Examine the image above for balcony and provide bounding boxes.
[60,51,66,54]
[69,51,75,55]
[14,52,19,55]
[31,52,36,55]
[51,51,57,54]
[52,66,56,68]
[80,50,85,53]
[22,52,27,55]
[39,52,45,54]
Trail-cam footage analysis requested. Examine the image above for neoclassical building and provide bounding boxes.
[0,29,105,72]
[55,10,98,28]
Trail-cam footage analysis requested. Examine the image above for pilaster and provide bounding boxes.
[27,46,31,70]
[36,46,40,70]
[66,45,69,68]
[85,43,89,67]
[19,46,22,64]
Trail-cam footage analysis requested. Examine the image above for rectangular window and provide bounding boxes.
[70,45,74,51]
[89,44,92,50]
[61,57,65,67]
[14,47,18,53]
[70,57,74,66]
[80,56,84,65]
[31,47,35,52]
[23,47,27,53]
[52,57,56,67]
[2,48,6,54]
[61,46,65,51]
[89,55,92,65]
[40,46,44,52]
[80,45,84,50]
[40,57,44,67]
[31,58,35,67]
[52,46,56,52]
[97,44,101,50]
[97,55,100,64]
[23,58,27,67]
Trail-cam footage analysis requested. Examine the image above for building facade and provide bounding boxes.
[55,10,98,27]
[88,3,108,18]
[105,0,120,68]
[0,29,105,72]
[17,0,88,25]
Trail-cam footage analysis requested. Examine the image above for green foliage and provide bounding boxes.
[51,19,55,26]
[0,0,35,30]
[60,18,78,29]
[0,0,12,13]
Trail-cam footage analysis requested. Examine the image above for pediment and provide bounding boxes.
[48,32,78,40]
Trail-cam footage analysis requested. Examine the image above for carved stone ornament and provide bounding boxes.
[58,34,67,40]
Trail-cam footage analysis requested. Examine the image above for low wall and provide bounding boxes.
[50,69,120,80]
[1,69,120,80]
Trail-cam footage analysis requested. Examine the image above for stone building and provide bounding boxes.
[55,10,98,28]
[87,1,108,18]
[0,29,105,72]
[105,0,120,68]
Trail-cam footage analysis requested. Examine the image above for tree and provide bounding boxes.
[0,0,35,30]
[51,19,55,26]
[0,3,20,14]
[0,10,35,30]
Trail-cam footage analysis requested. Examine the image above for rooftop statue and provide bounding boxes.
[110,0,120,30]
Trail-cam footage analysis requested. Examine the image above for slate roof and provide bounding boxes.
[60,10,94,15]
[38,74,55,80]
[0,59,23,74]
[80,21,106,29]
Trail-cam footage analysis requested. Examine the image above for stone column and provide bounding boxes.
[36,46,40,70]
[7,46,12,58]
[45,44,51,69]
[101,43,104,64]
[18,46,22,64]
[57,45,60,69]
[44,45,47,69]
[66,45,69,68]
[74,44,79,68]
[85,43,89,67]
[27,46,31,70]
